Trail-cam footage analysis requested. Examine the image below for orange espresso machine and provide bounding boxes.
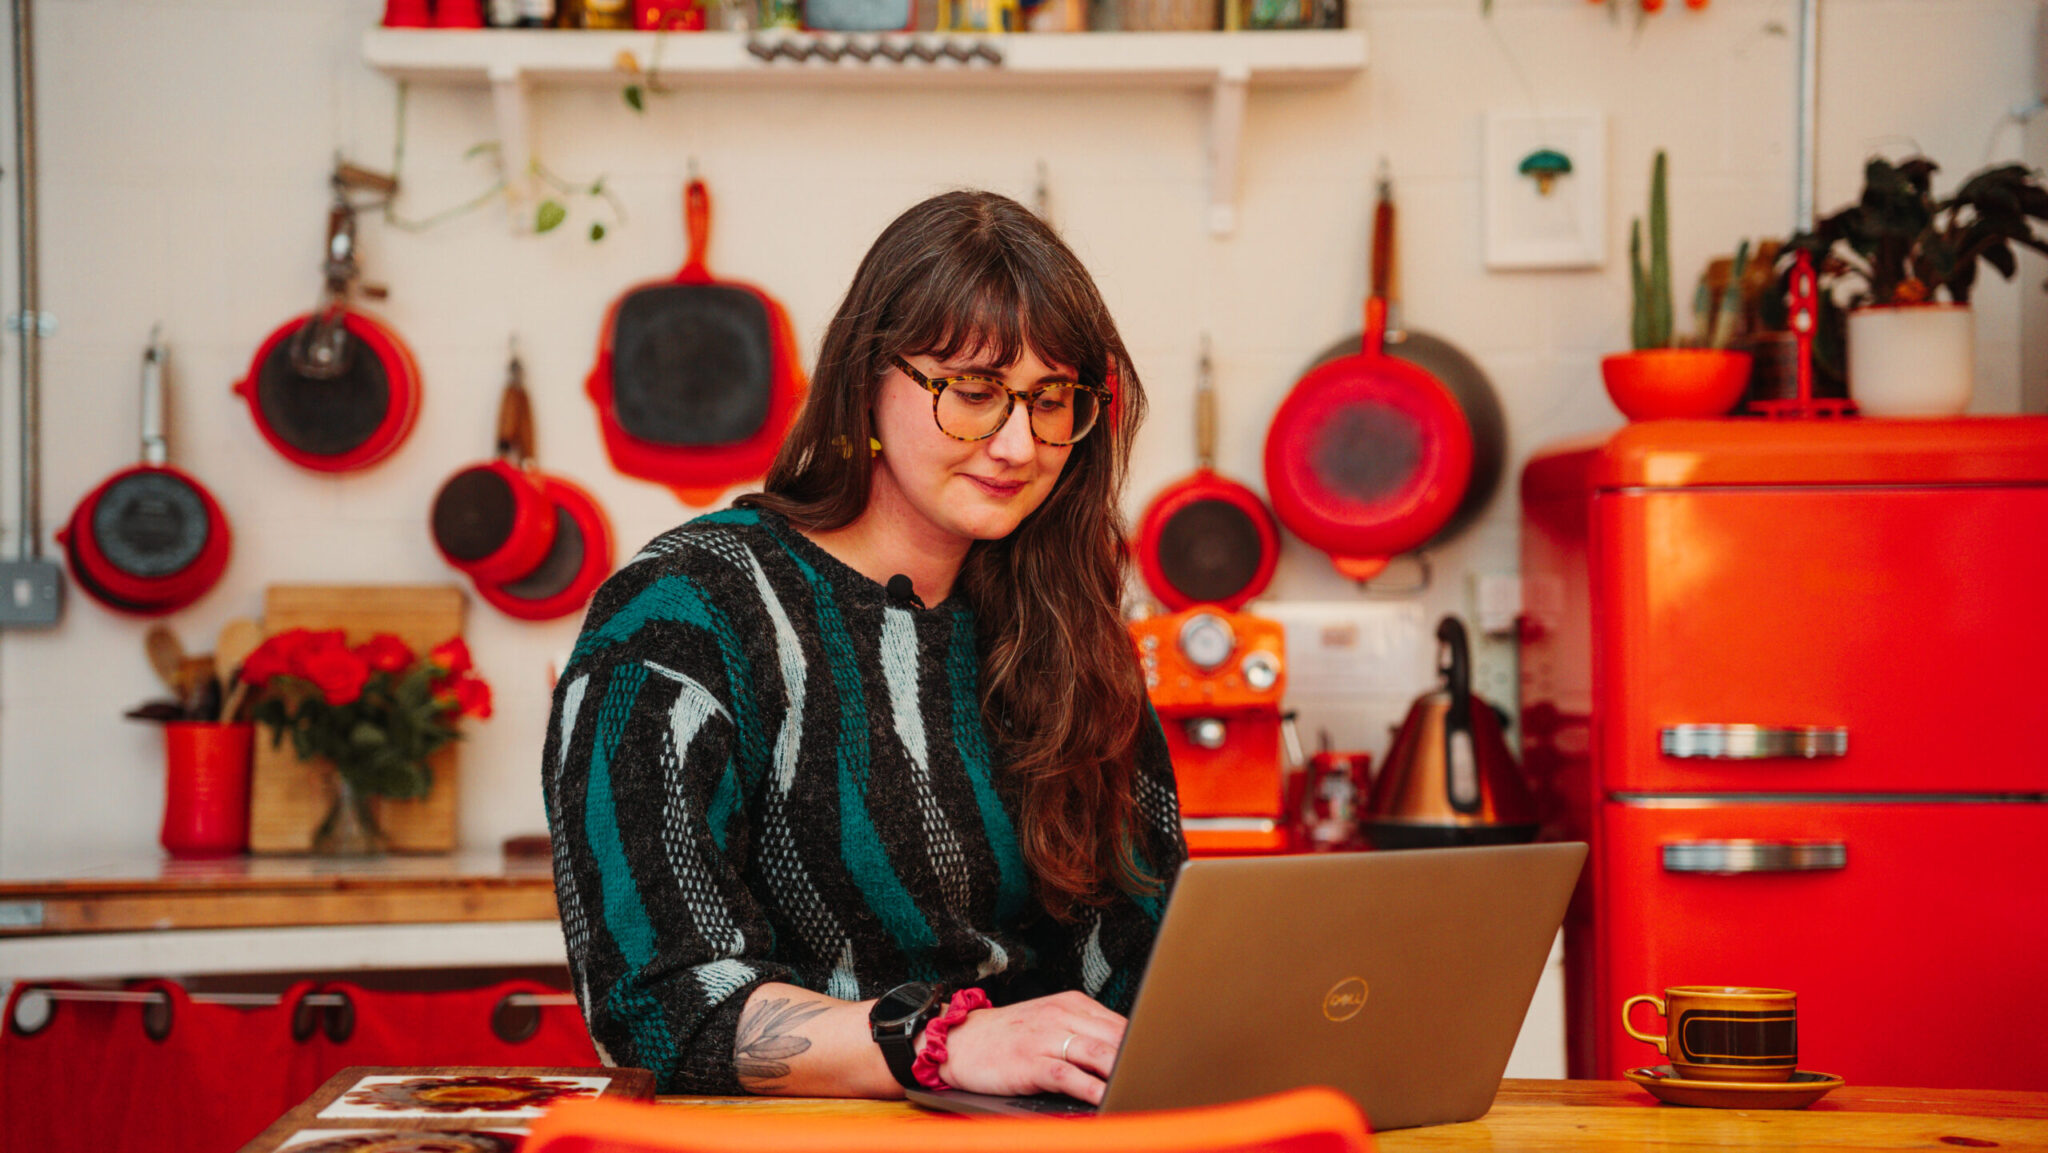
[1131,605,1298,856]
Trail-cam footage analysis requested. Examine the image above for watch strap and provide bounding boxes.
[871,984,945,1091]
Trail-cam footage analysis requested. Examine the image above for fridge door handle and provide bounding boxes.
[1660,724,1849,759]
[1662,840,1848,874]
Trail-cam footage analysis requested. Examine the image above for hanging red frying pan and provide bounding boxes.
[60,330,232,615]
[1300,175,1506,550]
[1264,184,1472,582]
[234,309,420,472]
[1136,336,1278,611]
[430,348,557,586]
[473,475,616,622]
[586,177,806,506]
[234,167,419,472]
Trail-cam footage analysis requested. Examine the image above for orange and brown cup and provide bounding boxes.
[1623,986,1798,1083]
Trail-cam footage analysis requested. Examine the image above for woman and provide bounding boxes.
[544,190,1185,1103]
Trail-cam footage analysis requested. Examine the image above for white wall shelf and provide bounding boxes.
[361,28,1367,235]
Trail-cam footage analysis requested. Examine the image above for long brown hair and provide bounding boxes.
[738,190,1153,919]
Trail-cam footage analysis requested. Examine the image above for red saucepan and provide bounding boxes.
[235,309,420,473]
[61,331,232,615]
[473,474,616,622]
[1264,183,1473,581]
[586,177,807,506]
[234,169,419,472]
[430,349,558,586]
[1301,177,1505,549]
[1136,337,1278,611]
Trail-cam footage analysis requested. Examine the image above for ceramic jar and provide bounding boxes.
[1847,303,1974,417]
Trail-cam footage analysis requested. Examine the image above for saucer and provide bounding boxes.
[1624,1066,1845,1110]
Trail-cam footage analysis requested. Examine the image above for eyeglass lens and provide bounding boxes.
[937,377,1099,444]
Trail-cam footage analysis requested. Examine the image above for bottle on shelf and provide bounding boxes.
[583,0,634,25]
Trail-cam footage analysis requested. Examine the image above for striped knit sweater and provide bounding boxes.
[543,507,1187,1094]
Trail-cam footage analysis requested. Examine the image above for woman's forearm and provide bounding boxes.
[734,981,903,1097]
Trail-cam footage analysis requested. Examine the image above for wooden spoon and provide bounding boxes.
[215,618,264,723]
[144,624,185,694]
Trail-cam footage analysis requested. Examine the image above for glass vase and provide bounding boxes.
[314,771,389,857]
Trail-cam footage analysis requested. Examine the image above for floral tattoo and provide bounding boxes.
[734,996,832,1089]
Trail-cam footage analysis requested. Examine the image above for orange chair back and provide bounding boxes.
[523,1085,1373,1153]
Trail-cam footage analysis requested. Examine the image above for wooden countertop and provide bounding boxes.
[0,851,558,936]
[653,1079,2048,1150]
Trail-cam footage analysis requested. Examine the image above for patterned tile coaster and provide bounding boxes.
[316,1074,612,1120]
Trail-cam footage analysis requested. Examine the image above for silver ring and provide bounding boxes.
[1059,1032,1078,1063]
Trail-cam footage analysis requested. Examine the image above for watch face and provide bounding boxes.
[871,982,939,1029]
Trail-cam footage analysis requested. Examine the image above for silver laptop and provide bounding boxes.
[907,841,1586,1130]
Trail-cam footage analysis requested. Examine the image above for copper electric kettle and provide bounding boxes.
[1363,615,1538,849]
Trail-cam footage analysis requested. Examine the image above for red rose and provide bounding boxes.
[429,638,473,678]
[300,644,371,706]
[240,635,293,687]
[356,633,416,675]
[450,676,493,720]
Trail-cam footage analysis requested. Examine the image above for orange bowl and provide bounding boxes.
[1600,350,1753,421]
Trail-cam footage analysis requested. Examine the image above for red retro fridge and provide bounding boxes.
[1519,417,2048,1091]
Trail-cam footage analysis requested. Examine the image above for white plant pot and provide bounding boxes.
[1846,303,1974,417]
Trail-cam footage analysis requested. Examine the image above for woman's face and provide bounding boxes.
[866,345,1080,553]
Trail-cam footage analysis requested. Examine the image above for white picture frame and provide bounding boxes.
[1483,110,1607,270]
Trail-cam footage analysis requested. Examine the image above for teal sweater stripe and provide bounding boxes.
[778,541,938,956]
[948,608,1028,925]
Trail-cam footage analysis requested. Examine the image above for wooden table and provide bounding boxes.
[655,1078,2048,1150]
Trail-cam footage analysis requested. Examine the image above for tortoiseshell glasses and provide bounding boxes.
[891,355,1108,446]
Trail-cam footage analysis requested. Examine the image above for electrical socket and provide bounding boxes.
[0,560,66,628]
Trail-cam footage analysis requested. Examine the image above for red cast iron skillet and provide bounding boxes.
[1264,192,1472,581]
[585,178,806,506]
[1300,178,1504,550]
[430,359,557,586]
[60,338,232,614]
[474,474,616,622]
[234,309,421,472]
[1135,341,1278,612]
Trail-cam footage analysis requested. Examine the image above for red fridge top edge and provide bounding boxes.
[1521,416,2048,498]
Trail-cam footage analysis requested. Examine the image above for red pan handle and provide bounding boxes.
[682,178,711,281]
[1365,177,1393,357]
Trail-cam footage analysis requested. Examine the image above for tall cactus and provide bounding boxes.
[1631,150,1674,350]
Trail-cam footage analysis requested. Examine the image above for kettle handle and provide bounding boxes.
[1437,616,1481,815]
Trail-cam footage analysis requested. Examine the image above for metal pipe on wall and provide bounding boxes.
[11,0,41,558]
[1794,0,1819,232]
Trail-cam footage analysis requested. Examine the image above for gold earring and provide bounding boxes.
[869,436,882,457]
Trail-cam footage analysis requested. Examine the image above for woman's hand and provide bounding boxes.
[928,990,1127,1105]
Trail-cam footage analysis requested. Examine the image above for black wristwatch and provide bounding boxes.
[869,981,947,1090]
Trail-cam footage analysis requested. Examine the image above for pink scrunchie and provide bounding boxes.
[910,987,992,1090]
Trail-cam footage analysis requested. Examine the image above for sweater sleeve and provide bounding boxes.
[543,555,795,1094]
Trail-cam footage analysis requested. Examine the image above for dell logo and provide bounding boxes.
[1323,977,1369,1022]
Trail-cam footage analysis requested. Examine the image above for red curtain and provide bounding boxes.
[0,978,599,1153]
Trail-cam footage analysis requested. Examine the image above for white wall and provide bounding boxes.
[0,0,2040,870]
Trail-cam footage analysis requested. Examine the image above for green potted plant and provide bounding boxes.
[1783,156,2048,416]
[1601,150,1754,421]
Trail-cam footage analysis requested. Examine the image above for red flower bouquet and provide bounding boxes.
[243,630,491,851]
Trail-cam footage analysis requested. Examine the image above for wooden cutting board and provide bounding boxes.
[246,585,468,854]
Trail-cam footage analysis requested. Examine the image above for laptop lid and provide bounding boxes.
[1093,842,1585,1128]
[907,843,1584,1127]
